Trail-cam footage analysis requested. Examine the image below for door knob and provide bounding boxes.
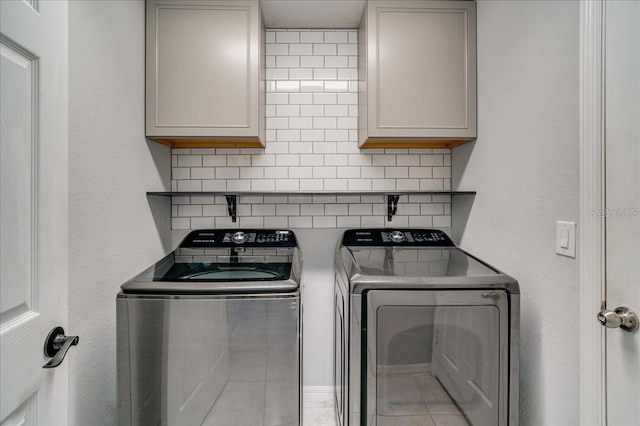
[43,326,79,368]
[597,307,639,332]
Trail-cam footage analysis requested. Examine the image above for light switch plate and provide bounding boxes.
[556,221,576,258]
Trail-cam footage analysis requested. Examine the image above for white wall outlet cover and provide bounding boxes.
[556,221,576,258]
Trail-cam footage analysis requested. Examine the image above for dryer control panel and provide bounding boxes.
[342,229,454,247]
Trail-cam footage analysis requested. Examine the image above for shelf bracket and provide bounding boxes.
[225,195,237,223]
[387,195,400,221]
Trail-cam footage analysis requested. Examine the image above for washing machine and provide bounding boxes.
[117,229,302,426]
[334,229,519,426]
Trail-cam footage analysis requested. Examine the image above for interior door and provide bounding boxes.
[0,0,69,424]
[603,1,640,424]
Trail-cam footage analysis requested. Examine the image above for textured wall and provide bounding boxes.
[453,1,580,424]
[68,1,171,425]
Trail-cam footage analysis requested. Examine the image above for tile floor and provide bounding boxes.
[304,372,469,426]
[303,396,337,426]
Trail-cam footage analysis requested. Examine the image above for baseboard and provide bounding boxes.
[378,362,431,375]
[303,386,334,404]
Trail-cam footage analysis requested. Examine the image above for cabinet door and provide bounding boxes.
[362,1,476,146]
[146,0,263,146]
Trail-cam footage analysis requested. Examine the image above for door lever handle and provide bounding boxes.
[43,326,79,369]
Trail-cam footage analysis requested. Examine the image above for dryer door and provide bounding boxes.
[365,290,511,426]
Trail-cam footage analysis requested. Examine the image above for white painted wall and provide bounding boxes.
[453,1,580,425]
[68,1,171,425]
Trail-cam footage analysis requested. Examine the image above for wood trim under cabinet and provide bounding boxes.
[148,136,265,148]
[359,138,473,149]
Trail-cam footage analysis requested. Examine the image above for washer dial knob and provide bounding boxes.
[232,231,247,244]
[390,231,405,243]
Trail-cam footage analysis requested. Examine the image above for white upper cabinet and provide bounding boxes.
[359,1,477,148]
[146,0,265,148]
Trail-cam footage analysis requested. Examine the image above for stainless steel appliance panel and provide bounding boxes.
[334,229,519,426]
[117,293,300,426]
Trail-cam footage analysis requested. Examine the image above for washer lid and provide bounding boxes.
[340,246,519,293]
[121,246,300,294]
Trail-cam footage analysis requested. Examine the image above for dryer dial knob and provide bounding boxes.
[232,231,247,244]
[390,231,405,243]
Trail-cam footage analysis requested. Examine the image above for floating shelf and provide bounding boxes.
[147,190,476,222]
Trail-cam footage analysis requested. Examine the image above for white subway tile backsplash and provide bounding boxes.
[227,180,251,191]
[337,216,361,227]
[172,167,190,180]
[170,29,452,229]
[288,142,313,154]
[251,154,276,167]
[178,155,202,167]
[300,31,323,43]
[313,117,337,128]
[300,81,324,92]
[266,68,288,80]
[276,154,300,167]
[275,179,300,191]
[276,105,301,117]
[276,31,300,43]
[313,216,337,228]
[289,93,313,104]
[178,204,202,217]
[409,167,433,178]
[338,43,357,56]
[264,167,289,179]
[325,81,349,92]
[289,43,312,55]
[324,154,349,166]
[202,179,226,191]
[266,43,288,55]
[289,166,313,178]
[177,180,202,192]
[348,179,373,191]
[252,179,276,191]
[396,179,420,190]
[276,81,301,92]
[325,56,348,68]
[313,43,337,56]
[240,167,264,179]
[301,56,324,68]
[289,117,314,129]
[323,179,348,191]
[397,155,420,166]
[299,179,324,190]
[337,93,357,104]
[277,204,300,216]
[313,93,337,105]
[300,105,325,117]
[300,154,324,166]
[433,167,452,178]
[277,130,301,141]
[313,142,337,153]
[325,105,349,117]
[314,68,337,80]
[266,31,276,43]
[337,68,357,80]
[289,68,313,80]
[190,167,215,180]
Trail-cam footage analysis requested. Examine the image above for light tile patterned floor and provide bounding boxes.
[304,373,469,426]
[303,396,337,426]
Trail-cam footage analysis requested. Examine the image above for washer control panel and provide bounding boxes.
[181,229,296,248]
[343,229,454,247]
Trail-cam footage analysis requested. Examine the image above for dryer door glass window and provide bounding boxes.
[367,290,508,426]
